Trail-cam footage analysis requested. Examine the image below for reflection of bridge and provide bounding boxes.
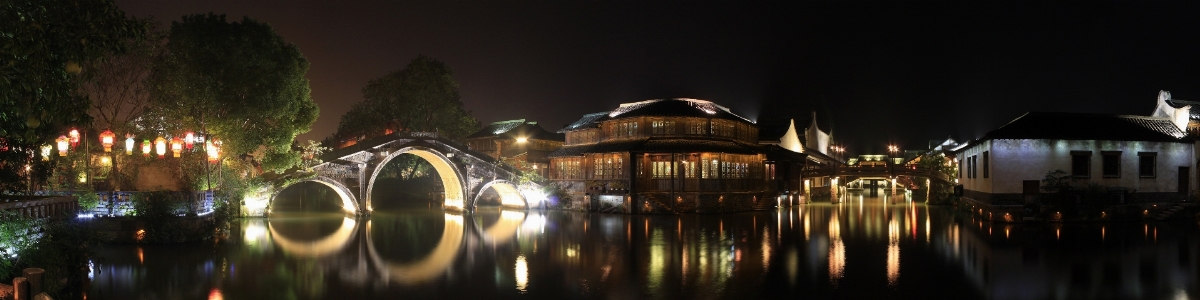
[256,210,537,286]
[803,164,952,184]
[271,132,544,215]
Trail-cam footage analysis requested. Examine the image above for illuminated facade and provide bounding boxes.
[464,119,564,178]
[953,111,1195,220]
[549,98,806,213]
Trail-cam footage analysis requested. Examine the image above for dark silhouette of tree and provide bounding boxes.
[333,55,480,143]
[146,14,318,173]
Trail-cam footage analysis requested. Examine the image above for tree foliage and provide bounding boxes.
[334,55,480,142]
[80,22,166,132]
[147,14,318,172]
[0,0,147,192]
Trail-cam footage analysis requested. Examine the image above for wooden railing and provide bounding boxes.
[0,195,78,219]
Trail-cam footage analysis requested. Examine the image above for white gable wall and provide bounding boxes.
[962,139,1194,195]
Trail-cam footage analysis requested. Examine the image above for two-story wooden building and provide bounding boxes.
[548,98,806,213]
[464,119,564,178]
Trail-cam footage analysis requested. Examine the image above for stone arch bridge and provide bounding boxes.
[271,132,542,215]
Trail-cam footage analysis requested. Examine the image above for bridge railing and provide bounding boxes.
[0,195,77,219]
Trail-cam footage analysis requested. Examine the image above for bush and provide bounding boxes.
[76,191,100,211]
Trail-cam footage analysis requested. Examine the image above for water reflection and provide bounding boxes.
[87,189,1200,299]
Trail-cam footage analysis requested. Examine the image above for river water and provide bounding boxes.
[85,189,1200,300]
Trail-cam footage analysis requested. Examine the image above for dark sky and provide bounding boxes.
[114,1,1200,155]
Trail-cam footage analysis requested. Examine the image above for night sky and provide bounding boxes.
[115,1,1200,155]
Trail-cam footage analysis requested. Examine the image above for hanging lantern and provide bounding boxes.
[99,129,116,152]
[155,137,167,158]
[68,129,80,147]
[184,132,195,150]
[56,136,69,156]
[40,144,52,161]
[170,137,183,158]
[206,140,219,162]
[142,140,151,157]
[125,135,135,155]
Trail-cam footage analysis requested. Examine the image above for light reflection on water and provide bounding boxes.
[86,190,1200,299]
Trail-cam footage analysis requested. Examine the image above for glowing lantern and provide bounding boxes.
[125,135,135,155]
[211,139,223,162]
[99,129,116,152]
[68,129,80,147]
[206,140,220,162]
[155,137,167,158]
[40,144,52,161]
[56,136,69,156]
[184,132,195,150]
[170,137,183,158]
[141,140,151,157]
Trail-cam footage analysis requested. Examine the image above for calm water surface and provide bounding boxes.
[86,189,1200,299]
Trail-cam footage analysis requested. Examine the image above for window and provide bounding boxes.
[652,120,675,135]
[687,120,706,135]
[766,163,776,180]
[701,157,719,179]
[982,151,989,178]
[1139,152,1156,178]
[970,155,977,178]
[652,161,673,179]
[616,122,638,138]
[683,161,696,178]
[1102,151,1121,178]
[1071,151,1091,178]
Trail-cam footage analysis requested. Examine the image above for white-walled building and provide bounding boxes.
[953,111,1194,206]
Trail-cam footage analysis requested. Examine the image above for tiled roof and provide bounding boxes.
[979,112,1188,143]
[558,112,608,133]
[558,98,754,133]
[467,119,564,141]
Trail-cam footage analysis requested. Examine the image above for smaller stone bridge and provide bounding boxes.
[271,132,545,216]
[803,164,953,185]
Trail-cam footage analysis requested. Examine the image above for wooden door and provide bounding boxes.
[1179,166,1189,195]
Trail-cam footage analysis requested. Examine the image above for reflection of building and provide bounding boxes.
[464,119,564,178]
[952,111,1195,214]
[548,98,807,213]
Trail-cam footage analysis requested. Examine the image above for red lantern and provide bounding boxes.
[142,140,151,157]
[184,132,195,150]
[99,129,116,152]
[56,135,70,156]
[155,137,167,158]
[68,129,80,147]
[170,137,183,158]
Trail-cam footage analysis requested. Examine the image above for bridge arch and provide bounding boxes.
[471,180,529,209]
[366,146,468,211]
[271,176,360,214]
[268,216,359,257]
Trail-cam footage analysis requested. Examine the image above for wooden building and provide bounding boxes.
[464,119,564,178]
[549,98,807,213]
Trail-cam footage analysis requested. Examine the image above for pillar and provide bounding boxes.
[13,277,27,300]
[22,268,43,297]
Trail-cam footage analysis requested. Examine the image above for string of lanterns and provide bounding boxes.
[46,128,221,162]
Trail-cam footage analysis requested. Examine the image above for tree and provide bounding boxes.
[80,23,166,132]
[146,14,318,173]
[0,0,147,192]
[333,55,480,142]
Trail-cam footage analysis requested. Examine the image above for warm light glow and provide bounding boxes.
[206,140,220,162]
[170,137,183,158]
[68,129,80,147]
[184,132,196,150]
[100,156,110,165]
[155,137,167,158]
[141,140,151,157]
[207,288,224,300]
[56,135,69,156]
[516,137,528,143]
[99,129,115,152]
[515,255,529,292]
[828,212,844,285]
[41,144,52,160]
[125,136,135,155]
